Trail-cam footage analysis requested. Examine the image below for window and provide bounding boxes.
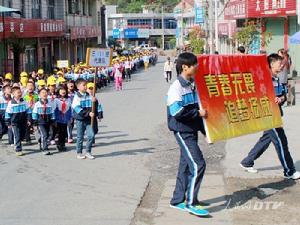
[127,19,151,28]
[165,19,177,29]
[68,0,76,14]
[48,0,55,19]
[82,0,86,15]
[153,19,162,29]
[21,0,26,18]
[32,0,41,18]
[2,0,12,16]
[88,0,92,16]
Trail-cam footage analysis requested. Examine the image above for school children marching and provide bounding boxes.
[0,69,104,159]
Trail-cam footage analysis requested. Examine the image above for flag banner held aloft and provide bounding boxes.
[195,55,283,143]
[86,48,113,67]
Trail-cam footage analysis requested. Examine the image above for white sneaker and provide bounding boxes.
[85,153,95,160]
[77,154,86,160]
[286,171,300,180]
[240,163,258,173]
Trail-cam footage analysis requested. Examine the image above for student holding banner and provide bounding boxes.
[240,54,300,180]
[167,52,209,217]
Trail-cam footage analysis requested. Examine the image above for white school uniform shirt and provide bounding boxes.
[164,61,174,72]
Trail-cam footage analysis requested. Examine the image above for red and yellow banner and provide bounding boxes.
[195,55,282,143]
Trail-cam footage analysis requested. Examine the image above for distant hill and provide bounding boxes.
[105,0,180,13]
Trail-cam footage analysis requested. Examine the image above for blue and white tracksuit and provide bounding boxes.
[167,76,206,207]
[72,92,95,154]
[32,100,55,151]
[241,76,296,177]
[0,95,14,144]
[5,99,31,152]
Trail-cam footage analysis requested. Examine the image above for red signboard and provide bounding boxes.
[70,26,101,40]
[247,0,296,17]
[0,17,64,39]
[224,0,247,20]
[195,55,283,143]
[218,23,229,36]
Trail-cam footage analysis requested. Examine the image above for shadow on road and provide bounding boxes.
[94,138,149,147]
[204,179,297,214]
[94,147,155,158]
[95,134,129,140]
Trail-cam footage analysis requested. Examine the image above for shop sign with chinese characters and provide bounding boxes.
[0,17,64,39]
[195,55,282,143]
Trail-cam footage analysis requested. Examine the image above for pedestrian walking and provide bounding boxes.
[114,61,123,91]
[72,79,95,160]
[5,87,31,156]
[32,88,55,156]
[55,86,72,152]
[166,52,209,217]
[240,53,300,180]
[164,57,174,83]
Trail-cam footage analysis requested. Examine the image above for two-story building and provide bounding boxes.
[106,5,177,49]
[0,0,102,76]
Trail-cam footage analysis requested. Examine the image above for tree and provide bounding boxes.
[169,38,176,49]
[234,21,272,53]
[188,26,205,55]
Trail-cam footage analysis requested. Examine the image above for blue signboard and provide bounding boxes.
[124,28,139,39]
[195,7,204,24]
[112,29,120,39]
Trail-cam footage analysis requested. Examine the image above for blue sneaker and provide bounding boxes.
[169,202,186,211]
[186,205,209,216]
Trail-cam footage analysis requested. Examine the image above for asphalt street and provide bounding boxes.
[0,59,169,225]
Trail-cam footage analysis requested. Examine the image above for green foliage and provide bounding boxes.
[188,26,205,55]
[169,38,176,49]
[105,0,179,13]
[234,21,272,53]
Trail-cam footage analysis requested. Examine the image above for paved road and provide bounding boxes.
[0,60,169,225]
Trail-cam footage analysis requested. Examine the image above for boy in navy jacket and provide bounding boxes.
[240,54,300,180]
[166,53,209,217]
[5,87,31,156]
[32,88,55,155]
[72,79,95,160]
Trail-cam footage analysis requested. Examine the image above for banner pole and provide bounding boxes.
[91,67,97,125]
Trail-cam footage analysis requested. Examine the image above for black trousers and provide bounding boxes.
[171,132,206,207]
[57,123,67,147]
[241,128,296,177]
[166,71,172,82]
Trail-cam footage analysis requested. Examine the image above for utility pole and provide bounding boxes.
[161,6,165,50]
[208,0,214,54]
[180,1,184,49]
[214,0,219,52]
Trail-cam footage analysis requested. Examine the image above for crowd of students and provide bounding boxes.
[0,50,158,159]
[0,70,103,159]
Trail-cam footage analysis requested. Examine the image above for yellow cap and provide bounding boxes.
[87,82,95,89]
[5,73,13,80]
[57,77,66,84]
[20,77,28,87]
[37,69,44,74]
[37,79,46,86]
[57,71,64,76]
[20,71,28,78]
[74,67,79,73]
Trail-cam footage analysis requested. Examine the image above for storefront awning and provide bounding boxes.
[289,31,300,44]
[0,5,21,14]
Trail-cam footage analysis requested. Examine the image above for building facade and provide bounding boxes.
[224,0,300,72]
[106,6,177,49]
[0,0,102,76]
